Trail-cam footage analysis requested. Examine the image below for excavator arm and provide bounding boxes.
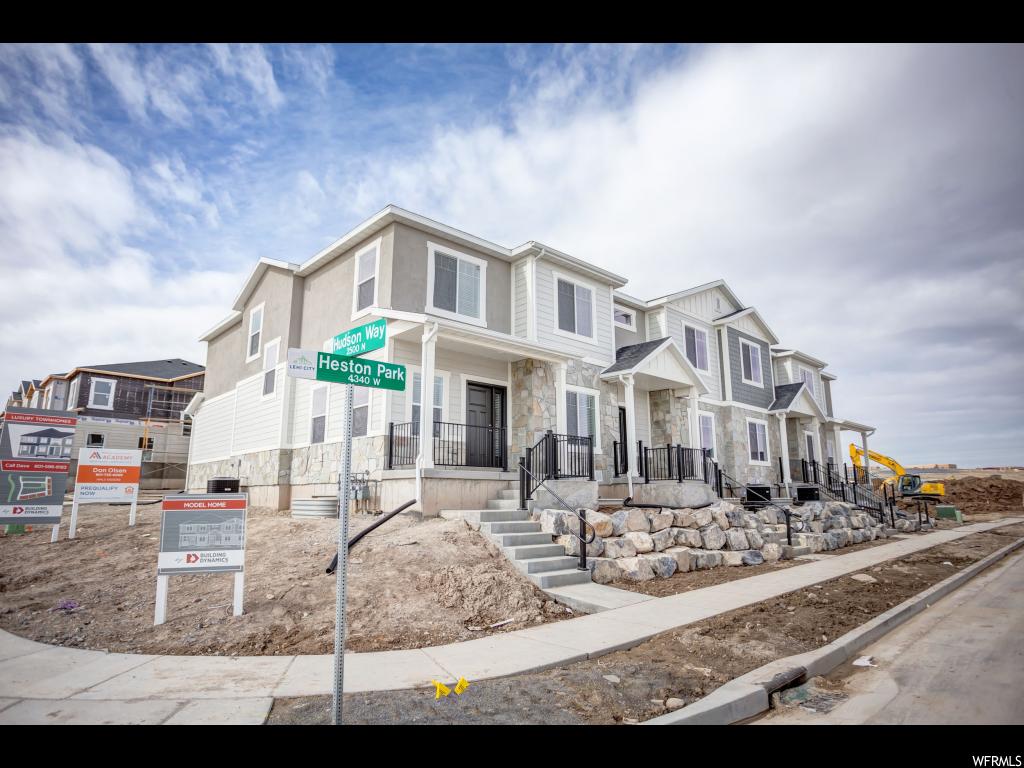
[849,444,907,476]
[848,443,945,499]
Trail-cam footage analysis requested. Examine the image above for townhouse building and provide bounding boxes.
[187,206,876,514]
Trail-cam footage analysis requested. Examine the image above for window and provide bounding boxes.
[352,239,380,316]
[565,389,596,442]
[310,385,328,444]
[747,419,769,464]
[427,243,486,324]
[87,433,105,448]
[740,339,763,386]
[805,432,816,462]
[182,419,192,437]
[826,436,836,464]
[411,372,443,435]
[247,304,264,361]
[67,378,80,410]
[262,339,280,397]
[88,377,116,409]
[613,305,635,330]
[555,276,594,339]
[684,326,709,371]
[699,412,716,458]
[138,437,154,450]
[352,385,369,438]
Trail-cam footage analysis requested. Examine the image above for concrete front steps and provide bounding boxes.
[440,488,652,612]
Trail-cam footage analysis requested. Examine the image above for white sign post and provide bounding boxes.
[286,320,404,726]
[69,448,142,538]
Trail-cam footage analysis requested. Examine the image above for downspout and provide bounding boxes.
[416,321,441,507]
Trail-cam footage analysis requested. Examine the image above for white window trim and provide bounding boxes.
[552,269,599,345]
[245,302,265,363]
[351,384,371,438]
[698,410,717,458]
[426,242,488,328]
[87,377,117,410]
[308,383,330,444]
[684,324,710,372]
[798,365,816,398]
[67,378,80,410]
[745,416,770,466]
[739,338,764,388]
[351,237,382,321]
[560,382,601,453]
[260,337,281,400]
[405,365,451,425]
[613,304,636,331]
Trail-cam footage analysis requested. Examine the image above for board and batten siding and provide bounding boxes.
[670,286,740,322]
[664,307,722,400]
[533,260,615,364]
[727,327,774,409]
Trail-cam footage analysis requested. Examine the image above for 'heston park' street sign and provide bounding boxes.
[288,349,406,391]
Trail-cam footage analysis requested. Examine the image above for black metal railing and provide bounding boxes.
[518,430,594,509]
[719,468,802,545]
[612,440,629,477]
[387,421,507,470]
[797,458,887,520]
[639,444,711,483]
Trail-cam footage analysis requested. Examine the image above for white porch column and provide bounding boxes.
[687,386,700,449]
[622,376,638,481]
[861,431,870,486]
[778,414,792,488]
[811,418,823,466]
[832,424,842,466]
[418,325,438,469]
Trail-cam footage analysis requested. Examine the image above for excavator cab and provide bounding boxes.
[897,474,923,496]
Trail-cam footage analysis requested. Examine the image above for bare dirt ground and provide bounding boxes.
[0,505,569,655]
[268,523,1024,724]
[893,475,1024,520]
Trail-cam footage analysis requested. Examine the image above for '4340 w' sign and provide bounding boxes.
[287,349,406,391]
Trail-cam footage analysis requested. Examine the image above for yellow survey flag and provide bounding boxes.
[454,676,470,695]
[432,680,451,700]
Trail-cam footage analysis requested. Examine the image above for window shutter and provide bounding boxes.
[557,280,575,333]
[433,253,458,312]
[583,394,596,438]
[748,422,758,460]
[566,390,578,435]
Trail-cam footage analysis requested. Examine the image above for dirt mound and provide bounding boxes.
[418,563,564,629]
[944,476,1024,516]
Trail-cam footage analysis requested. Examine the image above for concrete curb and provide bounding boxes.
[643,534,1024,725]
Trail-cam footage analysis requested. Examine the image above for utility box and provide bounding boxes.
[796,486,820,502]
[935,505,963,524]
[744,485,771,508]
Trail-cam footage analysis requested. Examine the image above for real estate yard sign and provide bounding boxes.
[0,407,77,539]
[286,318,407,726]
[154,493,247,625]
[69,448,142,538]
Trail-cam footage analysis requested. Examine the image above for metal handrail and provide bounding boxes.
[326,498,417,574]
[518,461,597,545]
[718,468,803,546]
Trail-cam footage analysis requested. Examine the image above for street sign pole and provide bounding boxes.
[333,381,354,726]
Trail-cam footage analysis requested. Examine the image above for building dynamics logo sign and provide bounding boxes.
[158,494,248,575]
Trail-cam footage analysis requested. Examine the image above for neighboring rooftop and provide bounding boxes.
[75,359,205,380]
[602,338,670,375]
[769,383,805,411]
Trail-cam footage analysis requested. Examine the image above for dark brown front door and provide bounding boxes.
[618,406,628,473]
[466,383,506,467]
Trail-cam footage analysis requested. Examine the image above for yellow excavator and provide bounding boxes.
[849,444,945,501]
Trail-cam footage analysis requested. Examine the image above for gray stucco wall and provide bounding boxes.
[391,222,511,334]
[727,327,773,409]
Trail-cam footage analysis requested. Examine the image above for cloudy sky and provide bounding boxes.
[1,43,1021,467]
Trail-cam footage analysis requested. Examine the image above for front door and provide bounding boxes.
[805,432,816,462]
[617,406,628,473]
[466,383,506,468]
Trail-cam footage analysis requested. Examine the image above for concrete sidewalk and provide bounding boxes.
[0,517,1019,724]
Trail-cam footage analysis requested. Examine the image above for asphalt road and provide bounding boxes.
[757,549,1024,725]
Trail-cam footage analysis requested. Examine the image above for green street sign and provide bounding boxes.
[331,318,386,357]
[287,349,406,391]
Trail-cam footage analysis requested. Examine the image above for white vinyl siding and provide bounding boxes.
[189,392,235,462]
[672,286,740,321]
[684,325,709,371]
[747,418,769,465]
[231,373,282,452]
[427,243,486,326]
[87,377,116,410]
[740,339,763,386]
[512,258,529,338]
[533,261,615,362]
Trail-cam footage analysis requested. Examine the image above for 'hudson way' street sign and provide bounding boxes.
[331,318,386,357]
[287,349,406,391]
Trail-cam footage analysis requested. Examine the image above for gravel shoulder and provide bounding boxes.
[268,522,1024,724]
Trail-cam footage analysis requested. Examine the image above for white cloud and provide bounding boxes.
[208,43,284,110]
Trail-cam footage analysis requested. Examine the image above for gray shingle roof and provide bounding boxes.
[77,359,205,379]
[769,383,804,411]
[20,381,31,393]
[602,338,670,375]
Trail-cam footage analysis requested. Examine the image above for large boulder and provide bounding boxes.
[742,550,765,566]
[623,508,652,532]
[851,529,865,545]
[672,509,696,528]
[555,534,604,557]
[588,557,621,584]
[692,550,723,570]
[725,509,747,528]
[674,527,703,548]
[712,507,731,530]
[649,511,674,533]
[603,537,637,559]
[640,552,678,578]
[630,483,717,509]
[699,524,727,550]
[724,528,749,551]
[742,513,764,530]
[651,528,675,552]
[623,531,655,553]
[665,546,695,572]
[722,550,745,566]
[691,508,714,528]
[618,556,655,582]
[587,511,615,538]
[745,530,764,550]
[761,543,782,562]
[539,509,573,535]
[758,508,779,526]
